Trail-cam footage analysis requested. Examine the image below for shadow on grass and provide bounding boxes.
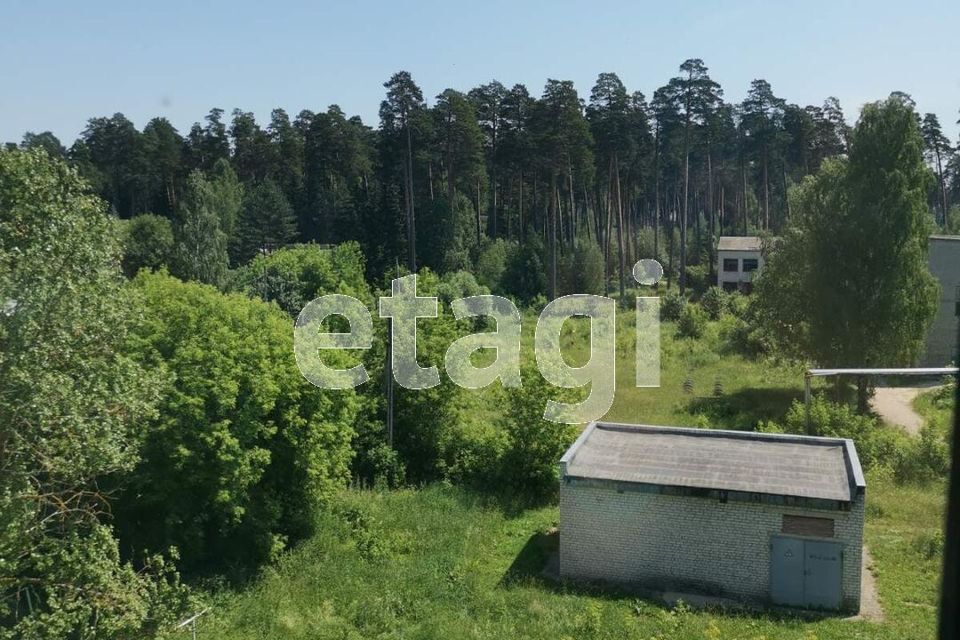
[688,386,803,428]
[500,531,848,623]
[501,529,559,587]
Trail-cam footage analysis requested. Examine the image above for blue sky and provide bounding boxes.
[2,0,959,144]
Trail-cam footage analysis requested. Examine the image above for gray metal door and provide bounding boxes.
[771,536,843,610]
[803,540,843,609]
[771,537,804,606]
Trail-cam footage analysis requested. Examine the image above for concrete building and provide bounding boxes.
[922,235,960,366]
[716,236,764,293]
[559,422,865,612]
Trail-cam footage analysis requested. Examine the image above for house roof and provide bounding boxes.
[560,422,864,503]
[717,236,763,252]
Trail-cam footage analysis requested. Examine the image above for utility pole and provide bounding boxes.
[384,261,399,447]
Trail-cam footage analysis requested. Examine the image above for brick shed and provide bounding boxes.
[559,422,866,612]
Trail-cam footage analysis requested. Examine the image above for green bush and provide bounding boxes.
[0,149,193,637]
[684,263,711,295]
[700,287,727,320]
[946,204,960,234]
[636,227,667,264]
[118,271,362,571]
[660,291,686,321]
[353,441,406,489]
[775,397,952,484]
[676,304,707,339]
[895,426,951,484]
[781,398,904,470]
[561,240,605,295]
[437,270,490,306]
[474,238,515,292]
[121,212,174,277]
[498,363,580,502]
[503,234,548,302]
[229,241,371,316]
[438,421,508,489]
[726,291,749,318]
[723,296,774,356]
[386,270,465,484]
[912,529,945,560]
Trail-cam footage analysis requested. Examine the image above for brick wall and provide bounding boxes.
[559,480,863,612]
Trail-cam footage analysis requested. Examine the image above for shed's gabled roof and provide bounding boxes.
[560,423,864,503]
[717,236,763,252]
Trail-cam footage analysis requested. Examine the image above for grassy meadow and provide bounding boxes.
[201,478,945,640]
[194,306,950,640]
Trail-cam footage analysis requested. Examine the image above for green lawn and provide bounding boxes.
[602,316,807,428]
[200,478,945,640]
[194,309,948,639]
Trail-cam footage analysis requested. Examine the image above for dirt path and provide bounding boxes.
[856,546,884,622]
[870,385,938,436]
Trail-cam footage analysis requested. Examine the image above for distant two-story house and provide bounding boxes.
[922,235,960,366]
[717,236,764,293]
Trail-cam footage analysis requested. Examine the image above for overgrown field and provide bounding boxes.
[194,310,951,639]
[202,477,945,640]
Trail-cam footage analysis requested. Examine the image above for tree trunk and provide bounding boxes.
[518,171,524,237]
[762,147,770,230]
[491,169,498,238]
[532,171,538,235]
[782,162,790,223]
[935,147,948,225]
[582,184,593,241]
[666,192,675,291]
[557,185,565,254]
[405,122,417,272]
[476,177,482,245]
[549,172,558,299]
[614,155,626,303]
[653,124,661,263]
[446,136,455,212]
[740,137,748,235]
[680,126,689,296]
[603,174,613,297]
[707,150,715,286]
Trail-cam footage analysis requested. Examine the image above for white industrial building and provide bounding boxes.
[922,235,960,366]
[716,236,764,293]
[559,422,865,612]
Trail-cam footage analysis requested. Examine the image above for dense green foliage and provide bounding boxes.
[699,286,727,320]
[4,60,958,640]
[755,97,940,408]
[229,242,371,315]
[676,303,707,338]
[0,149,190,638]
[237,179,298,263]
[172,170,231,287]
[121,213,174,276]
[116,272,362,571]
[24,64,960,303]
[499,364,580,499]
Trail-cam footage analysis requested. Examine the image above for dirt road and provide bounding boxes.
[870,385,936,435]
